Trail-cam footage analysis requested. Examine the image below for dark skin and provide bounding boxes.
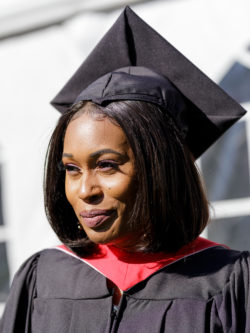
[62,113,140,251]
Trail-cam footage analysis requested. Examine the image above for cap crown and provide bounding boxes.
[51,6,246,158]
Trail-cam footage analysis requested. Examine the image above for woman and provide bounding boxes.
[1,7,249,333]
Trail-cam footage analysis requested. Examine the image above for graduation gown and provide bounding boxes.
[1,238,250,333]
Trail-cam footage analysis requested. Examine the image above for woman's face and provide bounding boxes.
[62,112,139,250]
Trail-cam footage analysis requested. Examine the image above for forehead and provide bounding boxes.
[63,113,129,152]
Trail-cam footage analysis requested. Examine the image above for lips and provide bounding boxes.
[79,209,115,228]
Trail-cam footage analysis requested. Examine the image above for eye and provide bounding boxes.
[63,163,81,175]
[96,160,118,171]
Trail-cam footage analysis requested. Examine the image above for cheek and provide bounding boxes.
[100,175,136,203]
[65,177,77,206]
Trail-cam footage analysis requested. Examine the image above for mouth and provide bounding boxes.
[79,209,116,228]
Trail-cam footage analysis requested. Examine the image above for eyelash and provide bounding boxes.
[96,160,118,170]
[62,164,81,174]
[61,160,119,174]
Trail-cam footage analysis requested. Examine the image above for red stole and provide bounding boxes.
[56,237,224,291]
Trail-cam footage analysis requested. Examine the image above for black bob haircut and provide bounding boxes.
[44,100,209,255]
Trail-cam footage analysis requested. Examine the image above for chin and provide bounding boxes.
[85,229,118,246]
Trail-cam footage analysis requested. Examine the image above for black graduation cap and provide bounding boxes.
[51,6,247,158]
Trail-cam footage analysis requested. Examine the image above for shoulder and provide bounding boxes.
[132,247,250,300]
[35,248,108,299]
[177,246,250,277]
[5,247,108,305]
[10,250,43,288]
[9,248,82,292]
[181,247,250,297]
[0,249,48,332]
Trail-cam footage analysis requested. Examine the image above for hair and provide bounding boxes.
[44,100,209,255]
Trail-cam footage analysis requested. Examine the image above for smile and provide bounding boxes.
[79,210,116,228]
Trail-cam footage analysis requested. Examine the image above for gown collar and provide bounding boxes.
[55,237,225,291]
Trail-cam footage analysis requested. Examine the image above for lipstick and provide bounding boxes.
[79,209,115,228]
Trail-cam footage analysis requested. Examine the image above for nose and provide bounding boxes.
[78,171,103,204]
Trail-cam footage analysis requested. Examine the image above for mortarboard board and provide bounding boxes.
[51,6,247,158]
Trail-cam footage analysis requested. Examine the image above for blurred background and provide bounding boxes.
[0,0,250,316]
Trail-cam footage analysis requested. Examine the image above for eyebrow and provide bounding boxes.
[62,153,73,158]
[90,149,123,158]
[62,149,123,159]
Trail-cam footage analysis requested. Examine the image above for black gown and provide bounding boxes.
[1,245,250,333]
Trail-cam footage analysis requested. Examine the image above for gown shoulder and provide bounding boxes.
[0,250,41,333]
[1,247,250,333]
